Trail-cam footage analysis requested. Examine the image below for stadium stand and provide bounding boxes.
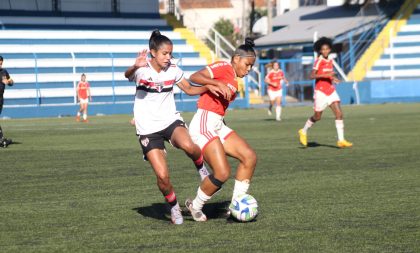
[366,3,420,80]
[0,11,219,118]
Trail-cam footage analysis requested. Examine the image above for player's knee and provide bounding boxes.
[336,112,343,120]
[181,141,196,155]
[312,115,321,121]
[213,169,230,182]
[242,148,257,168]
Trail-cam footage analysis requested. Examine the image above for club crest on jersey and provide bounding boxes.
[156,82,164,92]
[141,137,149,147]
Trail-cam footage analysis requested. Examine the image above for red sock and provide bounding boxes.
[194,154,204,169]
[164,191,177,207]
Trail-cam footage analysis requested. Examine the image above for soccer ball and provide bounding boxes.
[229,194,258,222]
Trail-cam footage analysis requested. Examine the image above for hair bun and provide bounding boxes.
[151,29,161,39]
[244,37,255,47]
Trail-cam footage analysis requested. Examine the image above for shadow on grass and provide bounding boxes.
[299,142,339,149]
[133,203,170,222]
[132,200,231,222]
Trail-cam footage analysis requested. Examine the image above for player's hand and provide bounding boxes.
[207,85,222,97]
[217,82,232,101]
[332,77,340,84]
[134,49,148,68]
[7,78,14,86]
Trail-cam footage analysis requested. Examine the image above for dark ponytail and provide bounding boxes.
[233,37,256,58]
[149,29,173,53]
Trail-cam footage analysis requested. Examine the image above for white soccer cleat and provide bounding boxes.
[185,199,207,222]
[267,109,272,116]
[198,167,210,181]
[170,205,184,225]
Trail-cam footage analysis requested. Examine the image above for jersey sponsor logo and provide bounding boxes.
[227,83,237,93]
[141,137,149,147]
[209,62,229,69]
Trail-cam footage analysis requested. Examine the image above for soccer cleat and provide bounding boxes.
[276,117,281,122]
[76,115,80,122]
[298,129,307,147]
[337,140,353,148]
[170,205,184,225]
[83,119,88,123]
[267,109,272,116]
[198,167,210,181]
[185,199,207,222]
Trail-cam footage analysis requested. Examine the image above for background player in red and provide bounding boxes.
[185,38,257,222]
[298,37,353,148]
[76,73,92,122]
[124,30,221,225]
[265,61,289,121]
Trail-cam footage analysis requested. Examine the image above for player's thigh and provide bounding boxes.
[223,132,256,166]
[275,95,281,105]
[170,124,195,150]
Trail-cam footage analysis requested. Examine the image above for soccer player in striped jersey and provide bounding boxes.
[185,38,258,222]
[265,61,289,121]
[298,37,353,148]
[124,30,221,225]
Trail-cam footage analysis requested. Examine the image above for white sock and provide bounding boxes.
[77,111,81,116]
[302,119,314,134]
[275,106,282,120]
[198,164,210,181]
[335,120,344,141]
[83,113,87,120]
[232,179,250,203]
[192,187,211,211]
[171,202,181,211]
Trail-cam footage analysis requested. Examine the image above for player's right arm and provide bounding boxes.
[125,49,148,80]
[189,67,231,100]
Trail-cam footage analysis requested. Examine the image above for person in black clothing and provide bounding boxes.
[0,56,14,148]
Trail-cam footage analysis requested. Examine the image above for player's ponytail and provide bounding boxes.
[149,29,172,56]
[234,37,256,58]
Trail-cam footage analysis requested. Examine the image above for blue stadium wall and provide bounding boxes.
[336,79,420,104]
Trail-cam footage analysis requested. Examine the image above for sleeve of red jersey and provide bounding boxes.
[313,59,321,70]
[174,65,184,84]
[206,61,228,79]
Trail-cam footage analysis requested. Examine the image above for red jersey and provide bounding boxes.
[77,81,90,99]
[313,56,335,95]
[266,69,284,91]
[197,61,237,116]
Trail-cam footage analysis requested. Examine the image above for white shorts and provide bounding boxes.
[313,90,340,112]
[267,89,282,101]
[189,109,234,151]
[79,98,89,104]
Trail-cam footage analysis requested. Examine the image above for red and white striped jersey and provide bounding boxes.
[129,61,184,135]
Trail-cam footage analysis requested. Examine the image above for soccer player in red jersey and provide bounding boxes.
[124,30,222,224]
[298,37,353,148]
[76,73,92,122]
[265,61,289,121]
[185,38,257,221]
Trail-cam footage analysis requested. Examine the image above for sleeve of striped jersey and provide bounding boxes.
[174,65,184,84]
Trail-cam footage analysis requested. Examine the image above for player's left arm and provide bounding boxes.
[3,70,13,86]
[87,84,92,101]
[177,78,221,96]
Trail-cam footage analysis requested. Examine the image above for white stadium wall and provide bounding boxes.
[0,0,159,13]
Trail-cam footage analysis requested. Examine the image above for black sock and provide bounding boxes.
[0,125,3,139]
[268,105,272,111]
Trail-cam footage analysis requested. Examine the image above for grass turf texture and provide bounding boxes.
[0,103,419,252]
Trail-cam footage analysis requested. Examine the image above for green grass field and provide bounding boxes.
[1,104,419,252]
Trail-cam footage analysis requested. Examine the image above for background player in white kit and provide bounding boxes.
[125,30,223,225]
